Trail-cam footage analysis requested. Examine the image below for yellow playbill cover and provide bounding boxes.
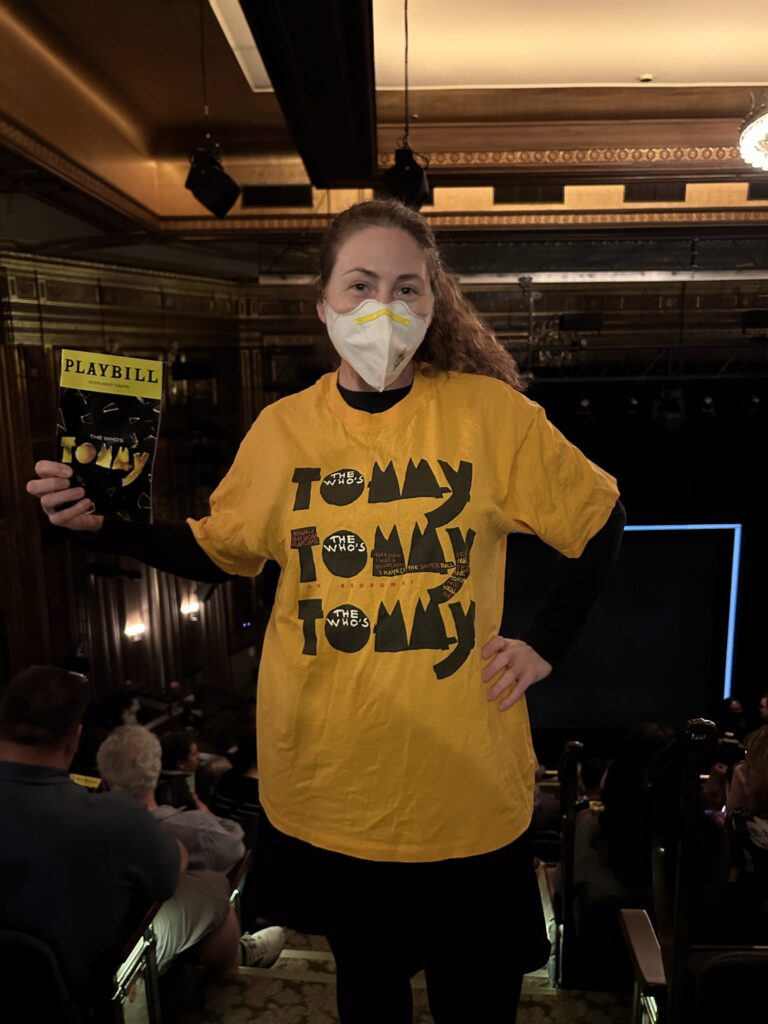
[57,349,164,523]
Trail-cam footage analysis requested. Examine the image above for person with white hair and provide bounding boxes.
[98,725,244,872]
[97,725,285,967]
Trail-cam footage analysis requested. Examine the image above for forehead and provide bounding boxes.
[333,225,428,278]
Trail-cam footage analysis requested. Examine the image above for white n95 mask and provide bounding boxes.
[323,299,432,392]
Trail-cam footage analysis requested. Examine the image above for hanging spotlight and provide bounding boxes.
[628,396,640,415]
[185,0,241,217]
[701,395,715,416]
[382,146,432,210]
[185,142,241,217]
[577,397,593,417]
[382,0,432,210]
[749,394,761,414]
[739,91,768,171]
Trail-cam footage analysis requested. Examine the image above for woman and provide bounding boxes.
[27,199,624,1023]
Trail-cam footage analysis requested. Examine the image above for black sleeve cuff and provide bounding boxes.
[72,518,233,584]
[517,499,626,667]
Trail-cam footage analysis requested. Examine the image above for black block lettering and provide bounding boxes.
[298,599,324,656]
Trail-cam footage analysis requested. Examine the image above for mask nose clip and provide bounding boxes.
[323,299,432,391]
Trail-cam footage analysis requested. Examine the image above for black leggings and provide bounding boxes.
[327,928,524,1024]
[256,814,548,1024]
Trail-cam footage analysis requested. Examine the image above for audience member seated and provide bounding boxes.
[156,731,200,809]
[85,686,145,732]
[566,722,674,989]
[661,725,768,951]
[196,754,234,806]
[210,730,262,849]
[99,726,247,874]
[717,696,751,743]
[725,724,768,908]
[162,731,202,774]
[168,679,204,728]
[97,724,286,967]
[757,694,768,727]
[0,666,190,996]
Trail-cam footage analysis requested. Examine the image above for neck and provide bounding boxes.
[338,360,415,392]
[0,741,72,771]
[137,790,158,811]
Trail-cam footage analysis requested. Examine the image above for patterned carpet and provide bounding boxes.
[165,930,632,1024]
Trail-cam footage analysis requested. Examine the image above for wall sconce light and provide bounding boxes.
[124,622,146,641]
[180,597,201,621]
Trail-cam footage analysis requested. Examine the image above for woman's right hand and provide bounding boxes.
[26,460,104,532]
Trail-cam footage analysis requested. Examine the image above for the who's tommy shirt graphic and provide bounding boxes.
[188,369,618,860]
[290,458,476,679]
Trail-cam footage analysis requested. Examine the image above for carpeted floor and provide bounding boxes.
[164,929,632,1024]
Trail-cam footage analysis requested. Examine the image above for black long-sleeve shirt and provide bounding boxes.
[72,381,625,667]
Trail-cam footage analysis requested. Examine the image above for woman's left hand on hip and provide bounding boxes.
[481,636,553,711]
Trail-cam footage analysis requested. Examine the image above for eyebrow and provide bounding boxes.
[342,267,425,283]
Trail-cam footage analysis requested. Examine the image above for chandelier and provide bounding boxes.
[739,90,768,171]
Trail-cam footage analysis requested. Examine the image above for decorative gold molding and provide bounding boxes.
[159,208,768,233]
[1,113,762,236]
[379,146,744,169]
[424,209,768,228]
[0,250,239,289]
[0,116,160,229]
[159,216,335,233]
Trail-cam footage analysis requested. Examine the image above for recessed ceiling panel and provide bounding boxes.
[374,0,768,88]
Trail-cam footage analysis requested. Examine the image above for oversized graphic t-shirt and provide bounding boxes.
[188,367,619,861]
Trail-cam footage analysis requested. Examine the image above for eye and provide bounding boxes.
[398,285,417,297]
[350,281,369,292]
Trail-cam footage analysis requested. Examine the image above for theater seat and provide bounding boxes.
[1,901,164,1024]
[1,929,86,1024]
[227,849,253,925]
[620,720,768,1024]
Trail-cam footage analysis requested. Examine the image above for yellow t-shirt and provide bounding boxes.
[188,367,619,861]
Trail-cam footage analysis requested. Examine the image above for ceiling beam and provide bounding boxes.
[240,0,377,188]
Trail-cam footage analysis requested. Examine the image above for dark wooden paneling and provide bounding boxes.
[0,257,254,693]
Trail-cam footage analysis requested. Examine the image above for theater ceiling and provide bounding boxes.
[1,0,768,269]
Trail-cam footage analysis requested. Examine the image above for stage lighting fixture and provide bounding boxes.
[185,145,241,217]
[702,395,715,416]
[382,146,432,210]
[382,1,432,211]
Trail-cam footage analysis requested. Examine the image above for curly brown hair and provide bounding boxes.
[317,199,527,391]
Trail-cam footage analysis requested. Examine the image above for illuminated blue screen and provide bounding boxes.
[501,524,742,729]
